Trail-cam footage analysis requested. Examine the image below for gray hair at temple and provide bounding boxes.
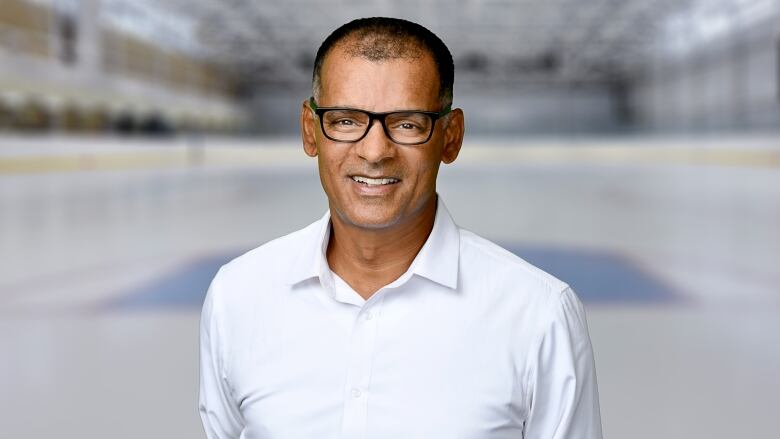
[311,17,455,110]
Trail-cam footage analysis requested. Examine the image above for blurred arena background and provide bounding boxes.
[0,0,778,437]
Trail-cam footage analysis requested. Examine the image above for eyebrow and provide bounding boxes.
[316,104,435,112]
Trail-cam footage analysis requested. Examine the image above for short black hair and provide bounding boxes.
[312,17,454,107]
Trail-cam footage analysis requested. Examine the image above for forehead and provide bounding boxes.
[319,45,440,110]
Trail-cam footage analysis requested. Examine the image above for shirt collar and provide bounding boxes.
[285,195,460,291]
[407,196,460,289]
[285,209,332,287]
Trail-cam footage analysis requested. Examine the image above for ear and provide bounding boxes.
[440,108,464,164]
[301,100,319,157]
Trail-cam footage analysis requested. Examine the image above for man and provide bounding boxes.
[200,17,602,439]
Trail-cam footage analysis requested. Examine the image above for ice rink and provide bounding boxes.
[1,135,779,438]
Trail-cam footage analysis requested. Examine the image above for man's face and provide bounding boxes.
[301,45,464,231]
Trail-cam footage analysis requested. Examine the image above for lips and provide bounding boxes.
[350,175,400,186]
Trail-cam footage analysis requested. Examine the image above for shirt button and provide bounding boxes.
[351,388,362,398]
[365,311,374,321]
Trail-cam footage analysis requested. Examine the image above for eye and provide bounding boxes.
[387,113,429,132]
[391,120,425,131]
[323,110,366,129]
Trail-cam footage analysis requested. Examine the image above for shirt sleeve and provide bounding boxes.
[522,287,603,439]
[199,273,245,438]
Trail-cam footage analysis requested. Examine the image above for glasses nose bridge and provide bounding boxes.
[355,112,395,162]
[364,111,390,140]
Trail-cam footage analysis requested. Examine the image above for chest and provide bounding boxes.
[229,291,527,439]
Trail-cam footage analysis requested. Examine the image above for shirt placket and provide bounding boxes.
[340,294,385,439]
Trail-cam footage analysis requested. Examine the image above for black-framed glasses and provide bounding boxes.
[309,97,451,145]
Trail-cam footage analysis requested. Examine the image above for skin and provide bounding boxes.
[300,43,465,300]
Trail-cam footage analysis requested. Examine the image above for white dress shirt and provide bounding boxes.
[199,197,602,439]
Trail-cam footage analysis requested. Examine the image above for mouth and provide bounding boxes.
[350,175,400,186]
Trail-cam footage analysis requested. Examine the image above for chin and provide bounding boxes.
[335,206,401,230]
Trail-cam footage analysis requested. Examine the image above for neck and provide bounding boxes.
[327,197,437,300]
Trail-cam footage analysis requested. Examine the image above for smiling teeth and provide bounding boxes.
[352,176,399,186]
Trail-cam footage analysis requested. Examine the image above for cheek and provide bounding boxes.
[317,148,351,196]
[317,155,337,192]
[317,148,339,175]
[409,156,441,193]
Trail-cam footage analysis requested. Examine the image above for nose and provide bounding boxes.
[354,119,395,164]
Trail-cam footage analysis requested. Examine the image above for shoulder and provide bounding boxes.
[225,222,315,274]
[458,227,569,299]
[209,218,320,305]
[454,228,591,366]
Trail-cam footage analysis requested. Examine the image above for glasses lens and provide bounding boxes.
[385,112,433,144]
[321,110,370,141]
